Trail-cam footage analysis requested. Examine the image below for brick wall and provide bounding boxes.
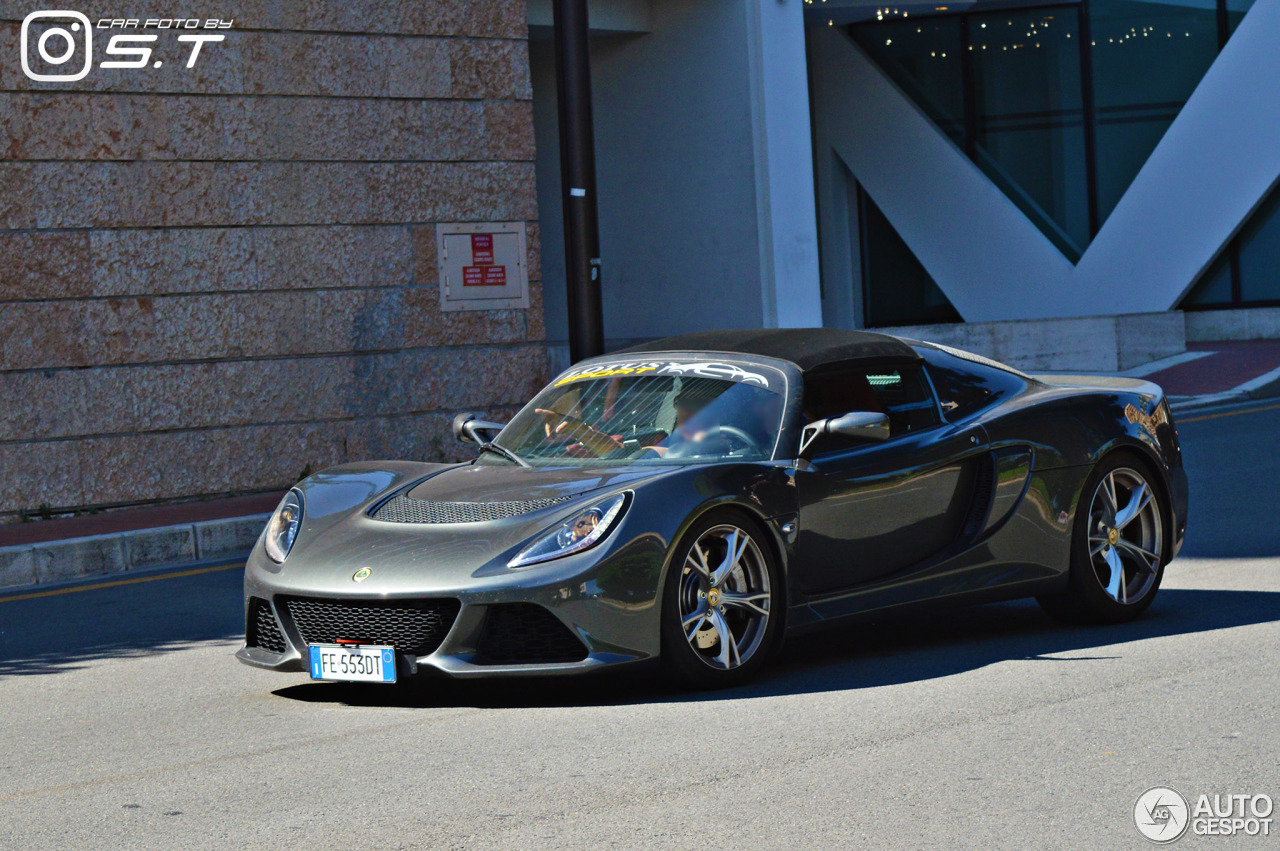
[0,2,546,520]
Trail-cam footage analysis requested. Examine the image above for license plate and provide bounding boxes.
[308,644,397,683]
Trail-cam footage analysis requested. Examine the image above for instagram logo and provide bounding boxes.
[18,12,232,82]
[20,10,93,81]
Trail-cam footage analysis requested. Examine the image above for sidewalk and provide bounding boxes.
[1129,340,1280,411]
[3,337,1278,594]
[0,492,282,591]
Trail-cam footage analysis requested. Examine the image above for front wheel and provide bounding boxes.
[660,511,782,688]
[1038,454,1170,623]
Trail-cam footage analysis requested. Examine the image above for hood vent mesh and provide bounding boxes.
[371,494,574,524]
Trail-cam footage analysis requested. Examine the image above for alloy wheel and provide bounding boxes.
[677,524,772,670]
[1086,467,1163,605]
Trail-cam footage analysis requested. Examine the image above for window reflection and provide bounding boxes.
[1226,0,1255,35]
[1182,249,1234,307]
[858,186,962,328]
[851,6,1088,258]
[971,8,1089,253]
[1236,189,1280,304]
[846,0,1256,273]
[1182,178,1280,309]
[852,17,966,144]
[1090,0,1219,222]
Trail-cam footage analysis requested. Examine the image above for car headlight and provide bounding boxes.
[508,493,629,568]
[264,490,304,563]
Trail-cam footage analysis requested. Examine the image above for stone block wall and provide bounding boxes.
[0,1,545,520]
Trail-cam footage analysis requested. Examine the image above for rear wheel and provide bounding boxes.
[661,511,781,688]
[1038,453,1169,623]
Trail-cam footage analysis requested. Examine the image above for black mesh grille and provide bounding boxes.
[473,604,588,665]
[281,596,460,656]
[246,597,287,654]
[372,494,572,524]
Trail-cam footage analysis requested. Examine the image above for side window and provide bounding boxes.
[803,362,941,453]
[923,347,1031,421]
[864,366,940,434]
[926,364,993,419]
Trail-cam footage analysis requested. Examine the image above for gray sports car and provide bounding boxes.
[238,329,1188,688]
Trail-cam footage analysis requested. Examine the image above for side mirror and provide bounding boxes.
[452,412,505,445]
[799,410,890,457]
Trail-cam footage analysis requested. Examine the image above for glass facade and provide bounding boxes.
[1090,0,1219,221]
[852,6,1088,258]
[1182,249,1234,306]
[858,187,962,327]
[970,7,1089,253]
[852,0,1250,245]
[1226,0,1254,35]
[854,17,966,144]
[847,0,1259,323]
[1238,188,1280,304]
[1184,183,1280,308]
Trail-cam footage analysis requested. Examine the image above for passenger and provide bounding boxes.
[534,401,622,456]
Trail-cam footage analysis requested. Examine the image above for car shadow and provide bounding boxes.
[271,586,1280,709]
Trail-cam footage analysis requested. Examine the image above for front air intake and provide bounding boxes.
[280,596,461,656]
[371,494,573,524]
[473,603,589,665]
[246,597,287,654]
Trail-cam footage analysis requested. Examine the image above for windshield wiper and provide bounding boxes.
[478,442,530,468]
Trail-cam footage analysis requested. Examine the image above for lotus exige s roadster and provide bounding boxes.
[238,329,1188,688]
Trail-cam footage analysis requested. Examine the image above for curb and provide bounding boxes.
[1168,363,1280,413]
[1169,393,1248,412]
[1169,376,1280,413]
[0,513,269,591]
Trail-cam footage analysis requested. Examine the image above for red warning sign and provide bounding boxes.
[463,265,507,287]
[471,234,494,265]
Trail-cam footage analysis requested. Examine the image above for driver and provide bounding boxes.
[671,385,778,455]
[536,383,717,458]
[641,386,717,458]
[533,379,778,460]
[741,386,782,448]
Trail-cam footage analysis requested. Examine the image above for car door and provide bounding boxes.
[794,361,989,596]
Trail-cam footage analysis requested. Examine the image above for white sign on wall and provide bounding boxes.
[436,222,530,312]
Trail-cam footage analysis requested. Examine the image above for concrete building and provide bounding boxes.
[0,2,546,520]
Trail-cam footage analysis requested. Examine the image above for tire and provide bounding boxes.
[660,509,783,688]
[1037,452,1170,624]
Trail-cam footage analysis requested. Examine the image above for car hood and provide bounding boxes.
[267,461,684,595]
[401,462,671,504]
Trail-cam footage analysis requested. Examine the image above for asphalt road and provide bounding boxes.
[2,402,1279,850]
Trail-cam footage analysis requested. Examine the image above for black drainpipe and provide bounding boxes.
[552,0,606,362]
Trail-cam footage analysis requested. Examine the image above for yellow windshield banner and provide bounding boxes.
[552,361,774,389]
[553,363,659,386]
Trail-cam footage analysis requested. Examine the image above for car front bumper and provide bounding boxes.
[235,540,665,679]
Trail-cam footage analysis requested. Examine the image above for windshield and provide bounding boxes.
[495,365,786,466]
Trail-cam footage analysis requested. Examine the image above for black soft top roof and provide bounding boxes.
[619,328,920,372]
